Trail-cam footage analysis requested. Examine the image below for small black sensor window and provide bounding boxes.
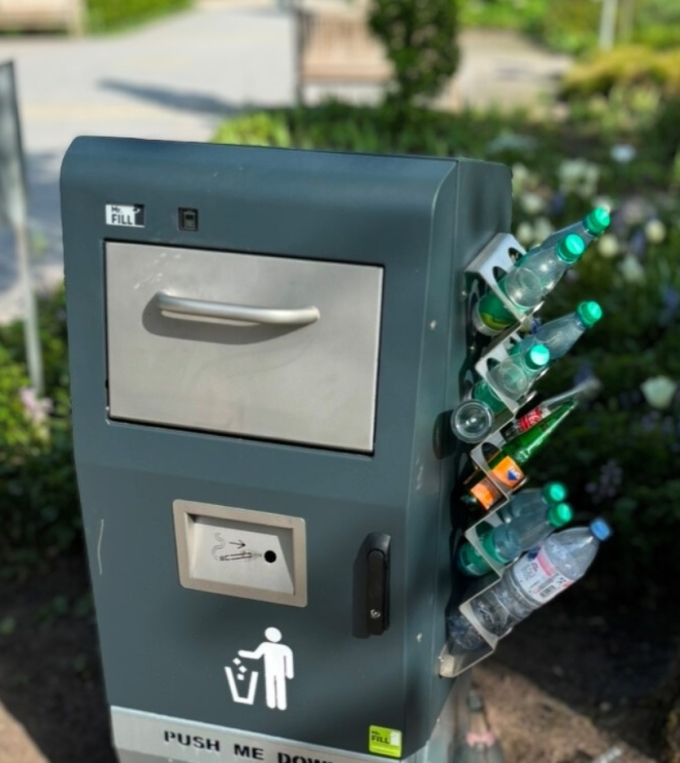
[178,208,198,232]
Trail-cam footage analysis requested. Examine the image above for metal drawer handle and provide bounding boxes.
[154,292,320,326]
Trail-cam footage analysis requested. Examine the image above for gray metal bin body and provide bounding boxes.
[61,138,511,763]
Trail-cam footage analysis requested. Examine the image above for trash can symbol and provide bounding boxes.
[225,659,259,705]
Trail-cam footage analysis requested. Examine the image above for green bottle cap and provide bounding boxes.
[576,300,603,328]
[556,234,586,263]
[525,343,550,371]
[547,502,573,528]
[542,481,568,504]
[458,543,492,577]
[481,531,507,563]
[585,207,611,236]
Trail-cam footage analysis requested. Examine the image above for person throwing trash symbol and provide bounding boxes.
[239,627,294,711]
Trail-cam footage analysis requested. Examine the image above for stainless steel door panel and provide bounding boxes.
[106,243,383,452]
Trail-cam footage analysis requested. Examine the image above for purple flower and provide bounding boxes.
[628,228,647,259]
[19,387,53,428]
[663,286,680,312]
[549,192,566,217]
[574,363,594,386]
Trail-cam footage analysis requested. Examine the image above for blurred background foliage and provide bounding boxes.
[85,0,190,32]
[462,0,680,54]
[2,0,680,597]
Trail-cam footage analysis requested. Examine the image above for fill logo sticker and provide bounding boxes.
[369,726,402,759]
[106,204,145,228]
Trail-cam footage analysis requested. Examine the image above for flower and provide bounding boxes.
[19,387,53,428]
[548,191,566,217]
[644,219,667,244]
[593,196,614,213]
[511,163,535,195]
[610,144,637,163]
[558,158,600,199]
[628,228,647,258]
[487,132,537,155]
[597,234,620,258]
[533,216,553,244]
[515,221,534,246]
[640,376,677,410]
[619,254,645,284]
[519,192,545,216]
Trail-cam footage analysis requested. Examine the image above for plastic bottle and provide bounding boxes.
[472,344,551,414]
[454,690,505,763]
[498,481,568,523]
[447,519,612,652]
[474,234,586,336]
[524,207,611,258]
[457,524,521,577]
[458,502,573,578]
[513,301,603,361]
[461,401,577,511]
[501,379,593,440]
[506,501,573,550]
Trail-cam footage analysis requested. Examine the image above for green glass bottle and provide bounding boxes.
[462,400,577,511]
[474,234,585,336]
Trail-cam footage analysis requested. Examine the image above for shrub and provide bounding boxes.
[0,289,79,570]
[214,102,680,590]
[561,46,680,99]
[86,0,191,32]
[368,0,460,108]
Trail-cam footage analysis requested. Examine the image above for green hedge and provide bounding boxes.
[214,102,680,589]
[86,0,191,32]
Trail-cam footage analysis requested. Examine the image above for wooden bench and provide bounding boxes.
[0,0,84,34]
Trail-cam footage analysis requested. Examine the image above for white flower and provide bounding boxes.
[533,216,553,244]
[644,219,667,244]
[610,144,637,163]
[515,222,534,246]
[520,192,545,216]
[619,254,646,284]
[558,159,600,199]
[641,376,677,410]
[593,196,614,213]
[511,163,531,194]
[597,234,620,258]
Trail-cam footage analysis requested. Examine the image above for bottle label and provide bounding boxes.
[515,404,548,433]
[513,546,573,603]
[469,457,525,510]
[476,292,516,333]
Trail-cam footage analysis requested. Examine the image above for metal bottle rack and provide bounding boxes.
[440,232,547,679]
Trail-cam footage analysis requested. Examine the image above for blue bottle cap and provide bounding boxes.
[590,517,612,541]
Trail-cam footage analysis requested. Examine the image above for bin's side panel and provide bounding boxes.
[402,157,513,751]
[61,138,458,758]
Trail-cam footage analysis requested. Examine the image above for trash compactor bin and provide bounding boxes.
[60,137,511,763]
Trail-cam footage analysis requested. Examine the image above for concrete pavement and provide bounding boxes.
[0,0,296,322]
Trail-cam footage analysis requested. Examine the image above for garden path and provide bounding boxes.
[0,0,296,323]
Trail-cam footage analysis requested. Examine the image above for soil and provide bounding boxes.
[0,555,675,763]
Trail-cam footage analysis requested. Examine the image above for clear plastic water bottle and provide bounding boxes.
[474,234,586,335]
[513,301,603,361]
[458,524,521,577]
[524,207,611,257]
[498,482,568,523]
[448,519,612,651]
[458,502,572,578]
[472,344,551,414]
[502,234,585,310]
[507,501,573,550]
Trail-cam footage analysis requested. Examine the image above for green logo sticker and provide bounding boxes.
[369,726,402,759]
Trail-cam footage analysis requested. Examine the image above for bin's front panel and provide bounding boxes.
[106,242,383,453]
